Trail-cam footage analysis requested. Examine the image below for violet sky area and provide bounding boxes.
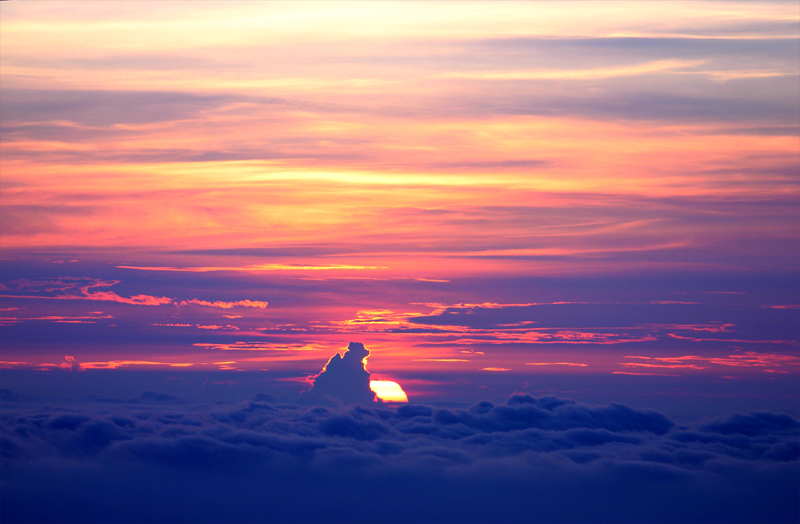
[1,2,798,523]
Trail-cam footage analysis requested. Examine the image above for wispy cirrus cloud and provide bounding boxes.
[413,358,470,362]
[622,352,800,371]
[28,356,198,371]
[118,264,384,272]
[419,331,658,346]
[0,278,267,309]
[321,305,659,345]
[78,361,196,370]
[0,314,113,325]
[0,278,171,305]
[667,332,799,345]
[613,371,680,377]
[193,342,323,352]
[621,362,708,370]
[153,323,240,330]
[178,299,268,309]
[436,59,706,81]
[527,362,588,367]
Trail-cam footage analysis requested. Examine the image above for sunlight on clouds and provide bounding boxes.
[0,0,798,395]
[178,299,268,309]
[438,59,706,81]
[194,342,324,352]
[369,380,408,403]
[413,358,470,362]
[79,360,196,370]
[623,352,800,370]
[527,362,589,367]
[118,264,384,272]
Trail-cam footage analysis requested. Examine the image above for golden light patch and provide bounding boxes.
[370,380,408,403]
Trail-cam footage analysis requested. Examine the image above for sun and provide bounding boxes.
[370,380,408,403]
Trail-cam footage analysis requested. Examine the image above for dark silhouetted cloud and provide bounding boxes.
[309,342,377,404]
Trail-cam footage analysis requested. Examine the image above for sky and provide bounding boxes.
[1,1,799,523]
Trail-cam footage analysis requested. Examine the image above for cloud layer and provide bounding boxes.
[2,393,797,523]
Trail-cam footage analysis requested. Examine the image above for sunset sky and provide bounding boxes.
[1,3,798,521]
[3,0,798,397]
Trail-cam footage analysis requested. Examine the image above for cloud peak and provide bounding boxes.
[309,342,377,404]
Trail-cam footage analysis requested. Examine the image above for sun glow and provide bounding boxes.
[370,380,408,403]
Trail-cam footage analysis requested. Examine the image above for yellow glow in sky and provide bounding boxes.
[370,380,408,403]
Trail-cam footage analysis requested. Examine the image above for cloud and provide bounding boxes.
[0,278,171,306]
[119,264,383,272]
[0,314,114,325]
[0,278,268,309]
[401,301,800,349]
[308,342,377,404]
[193,342,322,352]
[621,362,708,370]
[437,59,706,81]
[83,290,173,306]
[59,355,81,372]
[78,360,196,370]
[177,299,268,309]
[413,358,470,362]
[526,362,588,367]
[0,393,797,523]
[0,88,239,127]
[622,352,800,372]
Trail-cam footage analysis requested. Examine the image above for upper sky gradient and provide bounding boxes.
[1,1,798,411]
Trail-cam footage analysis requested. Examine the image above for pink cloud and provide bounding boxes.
[83,291,172,306]
[0,278,171,306]
[526,362,588,367]
[0,361,29,368]
[426,330,657,345]
[60,355,81,371]
[623,352,800,370]
[1,278,267,309]
[413,358,470,362]
[612,371,679,377]
[620,362,707,370]
[1,314,113,324]
[764,304,800,309]
[667,333,797,344]
[179,299,268,309]
[193,341,322,351]
[77,281,172,305]
[117,264,382,272]
[79,360,196,369]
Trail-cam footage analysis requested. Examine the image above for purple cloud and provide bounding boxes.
[1,391,797,523]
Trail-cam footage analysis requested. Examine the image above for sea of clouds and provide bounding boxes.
[2,389,798,524]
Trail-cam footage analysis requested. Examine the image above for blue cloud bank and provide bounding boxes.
[1,392,798,523]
